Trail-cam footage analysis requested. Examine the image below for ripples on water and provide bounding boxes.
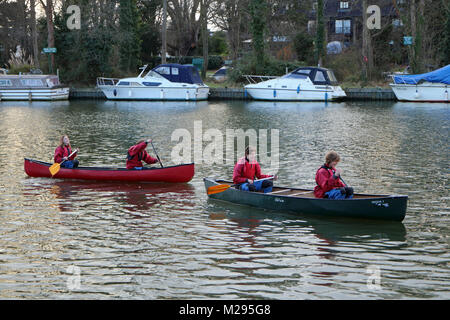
[0,100,448,299]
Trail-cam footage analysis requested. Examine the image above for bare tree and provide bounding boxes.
[39,0,56,73]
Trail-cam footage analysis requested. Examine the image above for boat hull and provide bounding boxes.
[98,85,209,101]
[24,158,195,183]
[390,83,449,102]
[0,88,69,100]
[204,178,407,221]
[245,86,346,101]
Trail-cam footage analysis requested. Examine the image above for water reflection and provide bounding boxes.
[24,180,196,214]
[206,198,407,244]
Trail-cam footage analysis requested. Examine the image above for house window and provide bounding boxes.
[335,19,351,34]
[392,19,403,28]
[308,20,315,33]
[340,2,349,9]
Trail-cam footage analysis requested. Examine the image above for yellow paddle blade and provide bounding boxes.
[207,184,232,195]
[49,162,61,176]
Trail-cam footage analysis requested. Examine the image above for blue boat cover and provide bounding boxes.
[393,64,450,85]
[152,64,204,85]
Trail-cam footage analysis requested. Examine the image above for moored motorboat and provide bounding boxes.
[0,68,69,101]
[24,158,195,183]
[97,64,209,101]
[244,66,346,101]
[204,178,407,221]
[389,64,450,102]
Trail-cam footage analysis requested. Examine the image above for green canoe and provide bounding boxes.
[204,178,408,222]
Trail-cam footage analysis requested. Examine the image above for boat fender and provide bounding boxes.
[113,89,117,96]
[244,88,247,98]
[160,89,164,99]
[414,89,420,99]
[297,85,300,94]
[128,90,132,97]
[273,89,276,98]
[186,90,189,100]
[325,91,328,101]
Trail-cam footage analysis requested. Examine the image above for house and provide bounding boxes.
[308,0,401,47]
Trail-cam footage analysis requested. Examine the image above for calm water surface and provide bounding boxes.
[0,99,448,299]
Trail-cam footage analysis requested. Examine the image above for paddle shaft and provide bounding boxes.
[150,141,163,168]
[332,169,348,187]
[60,149,78,165]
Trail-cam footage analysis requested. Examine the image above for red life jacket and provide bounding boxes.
[54,145,77,163]
[232,157,271,185]
[126,141,158,169]
[314,164,346,198]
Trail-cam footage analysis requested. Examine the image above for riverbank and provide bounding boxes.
[69,87,397,101]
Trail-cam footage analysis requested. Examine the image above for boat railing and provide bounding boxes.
[96,77,120,86]
[242,74,278,84]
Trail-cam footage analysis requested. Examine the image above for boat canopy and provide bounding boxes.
[283,67,338,85]
[392,64,450,85]
[151,64,204,85]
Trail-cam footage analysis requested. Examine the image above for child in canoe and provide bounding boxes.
[314,151,353,199]
[232,146,275,193]
[126,139,159,169]
[54,135,79,168]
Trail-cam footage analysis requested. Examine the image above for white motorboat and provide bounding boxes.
[0,68,69,101]
[389,65,450,102]
[97,64,209,101]
[244,66,346,101]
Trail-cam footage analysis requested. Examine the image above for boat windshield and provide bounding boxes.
[145,70,165,79]
[327,70,338,85]
[282,73,308,79]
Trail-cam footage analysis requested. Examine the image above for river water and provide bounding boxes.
[0,99,448,299]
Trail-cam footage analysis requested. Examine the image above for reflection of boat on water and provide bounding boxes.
[204,178,408,222]
[389,65,450,102]
[46,180,196,213]
[207,199,406,243]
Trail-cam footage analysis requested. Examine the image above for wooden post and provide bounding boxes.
[161,0,167,64]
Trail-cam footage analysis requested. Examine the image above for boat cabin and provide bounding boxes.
[283,67,339,86]
[147,64,205,85]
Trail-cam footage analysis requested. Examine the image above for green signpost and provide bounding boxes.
[42,47,57,74]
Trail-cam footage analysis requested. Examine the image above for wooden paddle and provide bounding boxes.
[49,149,78,177]
[207,176,274,195]
[150,141,163,168]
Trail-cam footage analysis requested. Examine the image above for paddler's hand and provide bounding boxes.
[334,168,342,178]
[247,179,254,184]
[146,139,152,144]
[272,175,278,181]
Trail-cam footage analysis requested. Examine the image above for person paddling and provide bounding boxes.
[54,135,79,168]
[232,146,276,193]
[126,139,159,170]
[314,151,353,199]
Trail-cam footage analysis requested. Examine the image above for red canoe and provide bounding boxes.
[24,158,195,183]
